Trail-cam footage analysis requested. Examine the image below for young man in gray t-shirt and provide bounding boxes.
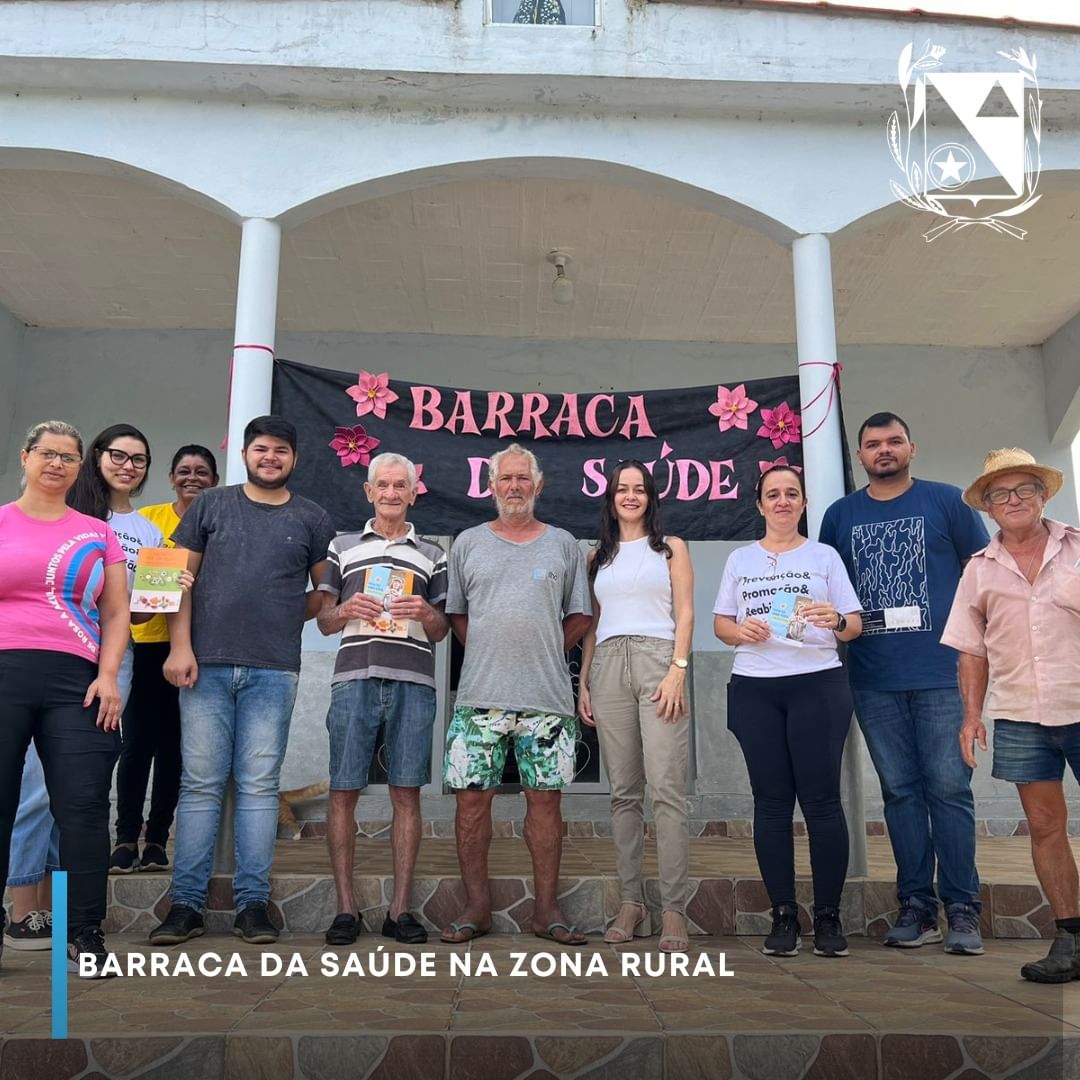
[441,445,591,946]
[150,416,334,950]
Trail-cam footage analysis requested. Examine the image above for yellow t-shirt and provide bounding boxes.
[130,501,182,645]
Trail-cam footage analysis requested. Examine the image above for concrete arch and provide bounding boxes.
[0,147,240,223]
[833,167,1080,240]
[275,157,800,247]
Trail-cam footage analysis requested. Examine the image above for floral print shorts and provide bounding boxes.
[443,706,577,790]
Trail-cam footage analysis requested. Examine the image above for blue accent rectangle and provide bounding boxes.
[51,870,68,1039]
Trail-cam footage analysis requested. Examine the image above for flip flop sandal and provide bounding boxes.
[535,921,587,946]
[439,920,489,945]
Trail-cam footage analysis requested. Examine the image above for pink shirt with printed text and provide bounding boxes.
[0,502,125,664]
[941,518,1080,727]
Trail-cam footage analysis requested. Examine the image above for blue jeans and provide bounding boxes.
[170,664,298,913]
[326,678,436,789]
[853,687,980,911]
[8,643,133,886]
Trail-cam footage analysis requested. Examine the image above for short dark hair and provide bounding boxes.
[857,412,911,447]
[170,444,219,478]
[243,415,297,452]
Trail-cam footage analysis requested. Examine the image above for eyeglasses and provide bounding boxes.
[29,446,82,467]
[103,448,149,470]
[984,483,1042,506]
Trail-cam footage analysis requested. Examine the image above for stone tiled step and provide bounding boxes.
[1,1032,1077,1080]
[104,837,1063,940]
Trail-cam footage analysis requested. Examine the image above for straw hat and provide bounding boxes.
[962,447,1064,509]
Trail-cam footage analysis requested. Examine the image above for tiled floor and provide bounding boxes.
[3,933,1078,1035]
[1,935,1078,1078]
[267,834,1063,879]
[3,836,1079,1078]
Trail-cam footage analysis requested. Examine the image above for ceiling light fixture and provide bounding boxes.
[548,250,574,305]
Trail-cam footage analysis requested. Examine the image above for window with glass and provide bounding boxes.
[490,0,597,26]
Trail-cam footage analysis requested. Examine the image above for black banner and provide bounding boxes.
[272,359,814,540]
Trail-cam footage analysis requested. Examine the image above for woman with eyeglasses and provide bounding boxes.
[578,460,695,952]
[5,424,162,956]
[111,445,218,875]
[713,464,863,960]
[0,421,128,976]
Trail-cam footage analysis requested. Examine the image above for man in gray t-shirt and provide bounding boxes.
[440,444,591,946]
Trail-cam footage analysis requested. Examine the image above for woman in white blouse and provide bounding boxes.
[579,460,694,952]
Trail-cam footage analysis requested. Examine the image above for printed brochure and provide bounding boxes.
[360,565,414,638]
[130,547,189,614]
[766,591,813,646]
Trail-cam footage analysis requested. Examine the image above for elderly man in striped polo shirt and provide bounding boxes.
[316,452,449,946]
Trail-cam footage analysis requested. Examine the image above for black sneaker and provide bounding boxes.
[148,905,205,945]
[325,913,361,946]
[234,903,279,944]
[763,903,801,956]
[382,911,428,944]
[1020,928,1080,983]
[4,910,51,952]
[109,845,139,874]
[67,927,118,979]
[140,844,170,872]
[813,905,849,957]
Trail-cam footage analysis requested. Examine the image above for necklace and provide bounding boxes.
[1006,525,1047,584]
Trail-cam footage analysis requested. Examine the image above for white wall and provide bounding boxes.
[0,304,26,493]
[5,326,1075,651]
[5,326,1074,813]
[7,326,1074,520]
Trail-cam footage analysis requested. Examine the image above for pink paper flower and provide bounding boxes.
[346,371,399,419]
[415,463,428,496]
[329,425,380,468]
[708,383,758,432]
[758,457,802,475]
[757,402,802,449]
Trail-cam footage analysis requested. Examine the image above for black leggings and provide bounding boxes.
[728,667,853,910]
[115,642,182,846]
[0,650,120,938]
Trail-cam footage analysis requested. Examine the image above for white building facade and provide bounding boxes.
[1,0,1078,831]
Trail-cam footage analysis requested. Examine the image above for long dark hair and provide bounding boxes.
[590,459,672,581]
[67,424,152,521]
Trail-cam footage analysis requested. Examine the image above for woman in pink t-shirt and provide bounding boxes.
[0,420,129,979]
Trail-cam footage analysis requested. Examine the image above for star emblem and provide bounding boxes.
[934,150,967,185]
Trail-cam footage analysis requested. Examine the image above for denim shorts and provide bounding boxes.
[326,677,436,789]
[992,718,1080,784]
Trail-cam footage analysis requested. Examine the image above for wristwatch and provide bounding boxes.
[672,658,689,669]
[834,613,848,634]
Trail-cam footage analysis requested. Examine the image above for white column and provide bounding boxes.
[226,217,282,483]
[792,233,845,540]
[215,217,282,877]
[792,232,866,878]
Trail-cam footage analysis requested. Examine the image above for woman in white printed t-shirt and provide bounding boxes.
[578,460,695,953]
[714,465,862,961]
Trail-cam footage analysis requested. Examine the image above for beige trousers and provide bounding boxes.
[590,635,690,913]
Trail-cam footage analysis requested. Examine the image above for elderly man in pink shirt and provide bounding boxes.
[942,448,1080,984]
